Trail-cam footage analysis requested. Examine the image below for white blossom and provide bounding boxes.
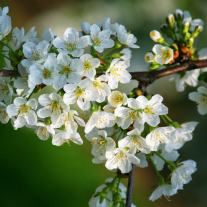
[149,184,177,202]
[119,128,150,154]
[22,40,51,67]
[138,94,168,126]
[0,102,9,123]
[29,54,58,86]
[171,160,197,190]
[120,48,132,60]
[86,24,114,53]
[0,15,12,41]
[105,144,140,173]
[153,44,173,64]
[106,59,131,89]
[7,97,38,129]
[85,111,116,134]
[37,93,67,125]
[189,86,207,115]
[0,77,13,105]
[169,69,200,92]
[63,78,98,111]
[146,126,175,152]
[53,27,88,57]
[150,30,162,42]
[78,54,100,79]
[108,91,128,108]
[145,52,154,63]
[53,53,82,89]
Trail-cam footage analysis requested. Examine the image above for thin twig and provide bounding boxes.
[126,164,135,207]
[0,69,21,77]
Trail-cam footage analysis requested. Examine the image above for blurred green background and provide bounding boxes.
[0,0,207,206]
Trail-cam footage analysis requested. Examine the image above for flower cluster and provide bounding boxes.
[145,9,204,92]
[0,6,201,206]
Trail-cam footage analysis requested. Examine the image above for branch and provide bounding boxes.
[130,59,207,84]
[0,70,20,77]
[126,164,135,207]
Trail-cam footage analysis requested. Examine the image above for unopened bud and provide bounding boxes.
[174,51,179,59]
[99,59,104,64]
[146,94,152,100]
[145,52,154,63]
[160,24,173,38]
[174,9,184,22]
[111,52,121,58]
[91,105,97,113]
[134,88,143,96]
[191,25,203,38]
[149,62,161,70]
[171,43,179,51]
[114,41,122,48]
[166,14,175,30]
[150,30,163,43]
[114,193,122,204]
[186,38,194,47]
[181,46,188,54]
[183,32,191,41]
[182,21,190,34]
[187,47,195,57]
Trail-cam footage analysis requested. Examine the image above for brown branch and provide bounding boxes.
[0,70,21,77]
[130,59,207,84]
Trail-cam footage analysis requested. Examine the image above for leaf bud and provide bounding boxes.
[166,14,175,30]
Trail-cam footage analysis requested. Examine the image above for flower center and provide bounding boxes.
[50,100,61,112]
[19,104,31,114]
[75,87,84,98]
[84,61,92,72]
[43,68,51,79]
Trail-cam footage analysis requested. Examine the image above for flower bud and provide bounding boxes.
[174,9,184,22]
[45,117,52,125]
[149,62,161,70]
[183,32,191,41]
[114,193,122,204]
[134,88,143,96]
[145,52,154,62]
[187,47,195,57]
[99,59,105,64]
[114,41,122,48]
[166,14,175,30]
[160,24,173,38]
[111,52,121,58]
[186,38,194,47]
[128,91,136,98]
[191,25,203,38]
[182,21,190,34]
[150,30,164,43]
[174,51,179,59]
[181,46,188,54]
[171,43,179,51]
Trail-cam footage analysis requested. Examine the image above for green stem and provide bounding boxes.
[153,151,170,165]
[100,47,115,59]
[27,92,33,100]
[0,53,13,61]
[117,178,122,193]
[116,130,123,145]
[164,115,173,123]
[2,41,21,61]
[160,115,170,125]
[110,129,122,138]
[102,55,112,59]
[144,124,150,134]
[149,156,160,177]
[163,41,170,47]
